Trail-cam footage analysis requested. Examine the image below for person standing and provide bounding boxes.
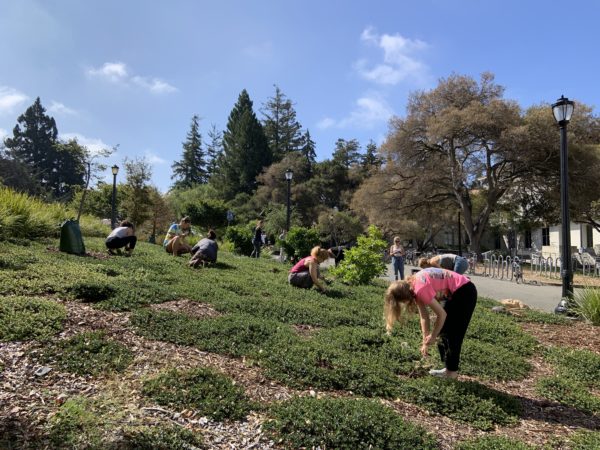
[390,236,405,280]
[105,220,137,256]
[251,219,264,258]
[384,267,478,379]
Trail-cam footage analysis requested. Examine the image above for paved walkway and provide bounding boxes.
[384,264,565,313]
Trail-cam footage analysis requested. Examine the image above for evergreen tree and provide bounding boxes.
[121,157,153,227]
[261,85,303,161]
[205,123,223,180]
[171,115,206,189]
[332,138,361,169]
[361,139,383,172]
[3,97,85,198]
[214,90,271,199]
[300,129,317,174]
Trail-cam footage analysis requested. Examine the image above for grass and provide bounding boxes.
[544,346,600,389]
[47,397,104,449]
[0,296,66,341]
[142,367,254,421]
[569,430,600,449]
[536,376,600,415]
[42,331,134,376]
[573,286,600,325]
[119,425,205,450]
[455,435,536,450]
[265,396,438,449]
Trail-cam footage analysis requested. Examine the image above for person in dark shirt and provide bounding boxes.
[189,230,218,268]
[250,219,264,258]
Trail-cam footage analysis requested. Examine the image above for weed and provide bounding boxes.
[43,331,133,376]
[265,396,437,449]
[142,368,253,421]
[0,296,66,341]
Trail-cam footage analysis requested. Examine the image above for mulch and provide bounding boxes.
[1,298,599,449]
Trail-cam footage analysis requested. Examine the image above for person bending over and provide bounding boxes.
[163,217,192,256]
[418,253,469,274]
[189,230,218,268]
[288,246,330,292]
[105,220,137,256]
[384,267,477,379]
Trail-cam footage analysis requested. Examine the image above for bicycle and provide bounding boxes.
[512,257,524,284]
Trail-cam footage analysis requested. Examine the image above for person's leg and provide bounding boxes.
[399,257,405,280]
[392,257,400,280]
[289,272,314,289]
[124,236,137,252]
[438,282,477,376]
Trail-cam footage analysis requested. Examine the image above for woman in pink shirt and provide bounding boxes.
[384,267,477,379]
[288,246,330,292]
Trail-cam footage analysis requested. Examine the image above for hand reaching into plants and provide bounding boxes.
[420,334,435,357]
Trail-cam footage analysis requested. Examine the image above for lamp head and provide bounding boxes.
[111,165,119,176]
[284,168,293,181]
[552,95,575,125]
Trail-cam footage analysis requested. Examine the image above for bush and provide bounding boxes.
[0,296,66,341]
[455,435,536,450]
[265,397,437,450]
[459,340,531,381]
[330,225,387,285]
[142,368,253,421]
[536,376,600,415]
[43,331,133,376]
[280,226,320,260]
[573,286,600,325]
[397,377,522,430]
[120,425,205,450]
[223,225,253,256]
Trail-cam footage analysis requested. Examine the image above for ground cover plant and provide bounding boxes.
[1,237,599,448]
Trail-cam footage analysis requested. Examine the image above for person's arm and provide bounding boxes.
[416,302,431,343]
[308,260,325,291]
[420,299,447,356]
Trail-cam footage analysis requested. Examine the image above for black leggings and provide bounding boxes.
[105,236,137,250]
[437,282,477,371]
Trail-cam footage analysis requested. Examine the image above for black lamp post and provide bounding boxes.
[551,95,575,313]
[285,169,293,231]
[111,165,119,230]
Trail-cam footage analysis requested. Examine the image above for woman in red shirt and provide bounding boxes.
[384,267,477,378]
[288,246,330,292]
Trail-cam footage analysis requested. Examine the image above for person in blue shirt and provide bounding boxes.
[163,216,192,256]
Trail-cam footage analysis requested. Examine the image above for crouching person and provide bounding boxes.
[288,246,330,292]
[189,230,218,268]
[105,220,137,256]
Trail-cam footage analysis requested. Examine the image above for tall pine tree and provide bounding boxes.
[214,90,271,199]
[361,139,383,172]
[205,123,223,180]
[300,129,317,174]
[261,85,303,161]
[171,115,206,189]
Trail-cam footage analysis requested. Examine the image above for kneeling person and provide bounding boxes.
[189,230,218,268]
[288,246,330,292]
[105,220,136,256]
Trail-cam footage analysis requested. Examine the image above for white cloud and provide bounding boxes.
[87,62,177,94]
[0,86,29,115]
[356,27,429,85]
[317,94,394,130]
[145,151,166,165]
[0,128,8,142]
[49,100,77,116]
[60,132,112,156]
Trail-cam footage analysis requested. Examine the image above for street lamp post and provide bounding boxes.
[285,169,293,231]
[551,95,575,313]
[111,165,119,230]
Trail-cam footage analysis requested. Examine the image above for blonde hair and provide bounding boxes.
[384,279,417,332]
[418,257,432,269]
[393,236,401,243]
[310,246,330,263]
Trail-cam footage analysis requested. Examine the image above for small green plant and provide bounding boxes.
[142,368,253,421]
[536,376,600,415]
[330,225,387,285]
[569,430,600,449]
[545,347,600,389]
[397,377,522,430]
[455,435,536,450]
[120,424,205,450]
[48,397,103,449]
[265,396,437,450]
[459,340,531,381]
[573,286,600,325]
[43,331,133,376]
[0,296,66,341]
[280,226,320,260]
[223,225,253,255]
[508,308,572,325]
[67,281,117,303]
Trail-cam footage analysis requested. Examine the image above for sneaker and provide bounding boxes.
[429,368,447,377]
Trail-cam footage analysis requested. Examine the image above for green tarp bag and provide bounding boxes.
[59,219,86,255]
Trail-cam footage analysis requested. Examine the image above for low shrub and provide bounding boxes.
[545,347,600,389]
[142,368,253,421]
[569,430,600,450]
[536,376,600,415]
[48,397,103,449]
[573,286,600,325]
[0,296,66,341]
[120,424,205,450]
[455,435,536,450]
[43,331,133,376]
[223,225,253,256]
[67,282,116,303]
[330,225,387,285]
[508,308,572,325]
[397,377,522,430]
[265,396,437,450]
[279,226,320,260]
[459,340,531,381]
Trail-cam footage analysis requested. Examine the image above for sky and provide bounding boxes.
[1,0,599,192]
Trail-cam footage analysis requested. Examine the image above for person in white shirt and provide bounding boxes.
[105,220,137,256]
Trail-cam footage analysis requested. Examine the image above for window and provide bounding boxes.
[586,225,593,248]
[542,227,550,246]
[525,230,532,249]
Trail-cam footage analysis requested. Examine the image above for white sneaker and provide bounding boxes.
[428,368,447,377]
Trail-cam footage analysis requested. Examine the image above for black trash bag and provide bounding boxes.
[59,219,86,255]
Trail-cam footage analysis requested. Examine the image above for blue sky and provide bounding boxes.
[1,0,599,192]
